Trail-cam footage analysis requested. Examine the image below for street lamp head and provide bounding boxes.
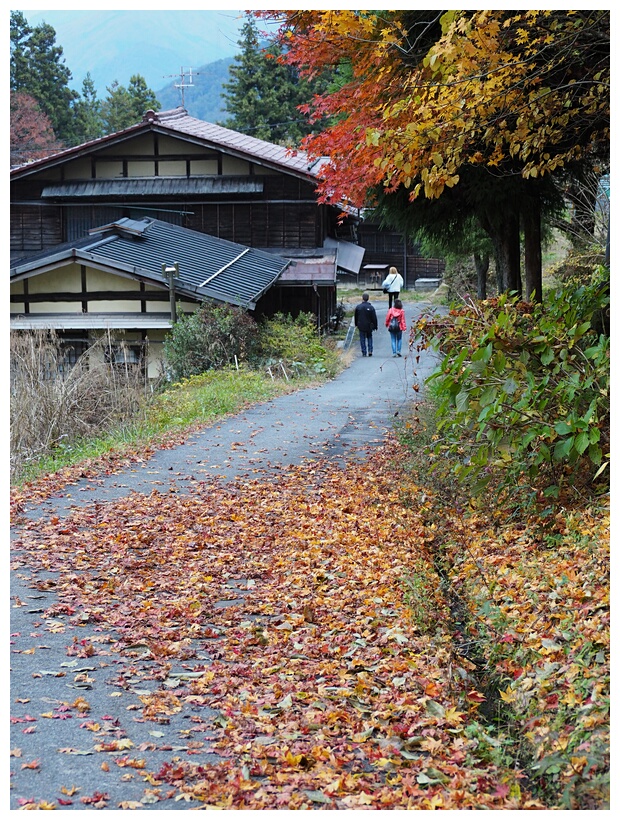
[162,263,180,278]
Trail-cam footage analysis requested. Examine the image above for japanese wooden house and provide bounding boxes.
[10,106,370,374]
[10,106,442,374]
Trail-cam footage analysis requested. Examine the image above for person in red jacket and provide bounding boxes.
[385,298,406,357]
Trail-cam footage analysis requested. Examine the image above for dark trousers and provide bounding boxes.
[359,330,373,355]
[388,292,400,308]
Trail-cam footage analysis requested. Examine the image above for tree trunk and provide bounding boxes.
[474,252,489,300]
[493,251,503,293]
[480,200,521,296]
[523,192,542,302]
[496,211,521,296]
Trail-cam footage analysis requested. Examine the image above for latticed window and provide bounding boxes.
[60,336,89,368]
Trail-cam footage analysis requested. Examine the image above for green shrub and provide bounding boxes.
[163,302,259,381]
[414,266,610,502]
[256,312,340,378]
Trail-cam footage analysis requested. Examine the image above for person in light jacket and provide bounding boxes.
[382,266,404,308]
[385,298,406,357]
[354,292,378,356]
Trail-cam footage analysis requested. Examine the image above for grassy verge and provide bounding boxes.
[11,367,320,490]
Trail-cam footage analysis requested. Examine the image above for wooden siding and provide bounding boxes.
[255,284,337,329]
[10,205,63,254]
[11,121,332,256]
[185,201,320,249]
[357,226,445,288]
[11,168,325,254]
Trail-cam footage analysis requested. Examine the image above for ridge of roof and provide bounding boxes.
[11,107,321,179]
[145,107,313,175]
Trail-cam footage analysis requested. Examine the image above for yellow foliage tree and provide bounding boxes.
[258,9,610,300]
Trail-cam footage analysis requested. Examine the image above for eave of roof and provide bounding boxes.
[40,177,265,198]
[10,313,174,331]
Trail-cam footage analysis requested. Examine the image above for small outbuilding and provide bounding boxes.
[10,217,290,378]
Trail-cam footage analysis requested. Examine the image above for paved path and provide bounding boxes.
[9,299,442,810]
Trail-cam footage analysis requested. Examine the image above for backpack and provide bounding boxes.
[388,315,400,332]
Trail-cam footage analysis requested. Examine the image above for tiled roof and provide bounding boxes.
[11,107,320,181]
[153,108,314,176]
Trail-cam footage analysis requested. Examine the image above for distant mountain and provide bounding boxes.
[22,9,242,104]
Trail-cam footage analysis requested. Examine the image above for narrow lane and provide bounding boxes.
[9,299,443,810]
[14,300,441,522]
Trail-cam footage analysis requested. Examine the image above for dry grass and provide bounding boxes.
[10,331,149,480]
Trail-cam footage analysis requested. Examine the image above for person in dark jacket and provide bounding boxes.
[354,292,378,357]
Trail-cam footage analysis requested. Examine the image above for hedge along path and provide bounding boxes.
[11,443,546,810]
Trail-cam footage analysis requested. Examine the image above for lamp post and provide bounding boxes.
[162,262,179,323]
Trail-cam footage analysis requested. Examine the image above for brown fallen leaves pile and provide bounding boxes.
[10,439,609,809]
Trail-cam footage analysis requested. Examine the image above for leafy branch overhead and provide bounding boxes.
[258,10,609,206]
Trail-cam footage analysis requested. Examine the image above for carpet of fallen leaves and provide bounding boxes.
[10,439,609,809]
[438,502,610,809]
[10,428,190,519]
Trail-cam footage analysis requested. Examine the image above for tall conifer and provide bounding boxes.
[221,13,329,146]
[10,11,78,145]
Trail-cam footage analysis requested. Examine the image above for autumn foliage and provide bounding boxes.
[258,10,609,207]
[10,92,62,164]
[413,266,610,500]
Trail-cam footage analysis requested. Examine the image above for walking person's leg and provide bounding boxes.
[359,330,367,356]
[396,330,403,355]
[390,331,397,355]
[367,332,373,356]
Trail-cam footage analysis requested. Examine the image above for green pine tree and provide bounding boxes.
[100,75,159,134]
[10,11,79,145]
[10,12,32,92]
[127,74,159,118]
[221,13,330,146]
[73,73,104,143]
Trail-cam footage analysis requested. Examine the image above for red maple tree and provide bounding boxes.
[10,92,62,166]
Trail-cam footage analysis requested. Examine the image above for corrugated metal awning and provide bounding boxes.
[10,313,173,331]
[277,257,337,285]
[323,237,365,274]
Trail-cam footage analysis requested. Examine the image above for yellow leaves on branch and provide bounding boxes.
[283,9,608,203]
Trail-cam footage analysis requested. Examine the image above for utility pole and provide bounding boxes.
[163,67,200,109]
